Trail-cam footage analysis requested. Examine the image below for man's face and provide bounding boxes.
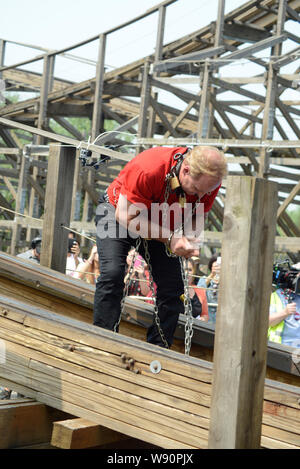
[180,163,221,199]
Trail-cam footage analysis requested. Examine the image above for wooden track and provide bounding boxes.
[0,253,299,449]
[0,0,300,259]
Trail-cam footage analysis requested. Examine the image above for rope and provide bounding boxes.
[0,204,96,244]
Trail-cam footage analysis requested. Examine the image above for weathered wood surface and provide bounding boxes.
[0,251,299,383]
[51,417,127,449]
[209,177,278,448]
[0,295,299,449]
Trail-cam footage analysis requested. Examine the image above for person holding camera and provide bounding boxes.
[269,272,300,347]
[65,235,83,277]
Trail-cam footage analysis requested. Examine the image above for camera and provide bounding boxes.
[68,238,77,253]
[273,260,300,298]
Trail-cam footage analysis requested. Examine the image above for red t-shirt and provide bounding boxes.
[107,146,220,216]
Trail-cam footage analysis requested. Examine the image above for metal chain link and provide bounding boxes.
[142,238,169,349]
[179,257,194,355]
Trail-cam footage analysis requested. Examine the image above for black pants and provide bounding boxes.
[93,200,184,347]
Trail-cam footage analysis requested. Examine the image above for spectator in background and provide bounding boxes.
[66,237,83,277]
[17,236,41,264]
[183,259,208,321]
[197,254,221,324]
[268,275,300,347]
[74,245,100,285]
[125,249,154,298]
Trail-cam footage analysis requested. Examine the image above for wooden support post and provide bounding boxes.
[198,0,224,139]
[137,60,151,154]
[70,149,82,222]
[258,0,287,178]
[40,143,76,272]
[37,54,53,145]
[0,39,5,80]
[10,153,30,255]
[51,418,127,449]
[197,60,212,138]
[91,33,106,141]
[26,154,41,244]
[208,176,278,449]
[147,5,166,138]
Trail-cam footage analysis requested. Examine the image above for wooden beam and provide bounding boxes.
[51,418,127,449]
[137,61,151,153]
[277,179,300,218]
[153,46,225,72]
[10,153,30,255]
[91,34,106,141]
[212,34,287,68]
[37,54,53,145]
[0,117,133,162]
[0,294,299,450]
[40,144,75,272]
[209,176,278,449]
[0,399,71,448]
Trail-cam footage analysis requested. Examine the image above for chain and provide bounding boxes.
[116,167,199,353]
[179,257,194,355]
[142,238,169,348]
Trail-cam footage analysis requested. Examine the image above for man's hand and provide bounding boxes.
[284,302,297,318]
[170,234,199,258]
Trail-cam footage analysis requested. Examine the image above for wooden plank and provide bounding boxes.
[0,253,298,384]
[0,252,95,307]
[209,177,278,449]
[51,417,126,449]
[0,295,299,450]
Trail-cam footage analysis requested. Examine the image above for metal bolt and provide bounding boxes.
[128,358,135,367]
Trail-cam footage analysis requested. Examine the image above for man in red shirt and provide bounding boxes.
[93,146,227,348]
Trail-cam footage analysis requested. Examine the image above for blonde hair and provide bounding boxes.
[185,146,227,179]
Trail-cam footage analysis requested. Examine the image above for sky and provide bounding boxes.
[1,1,299,144]
[1,0,251,82]
[1,0,300,204]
